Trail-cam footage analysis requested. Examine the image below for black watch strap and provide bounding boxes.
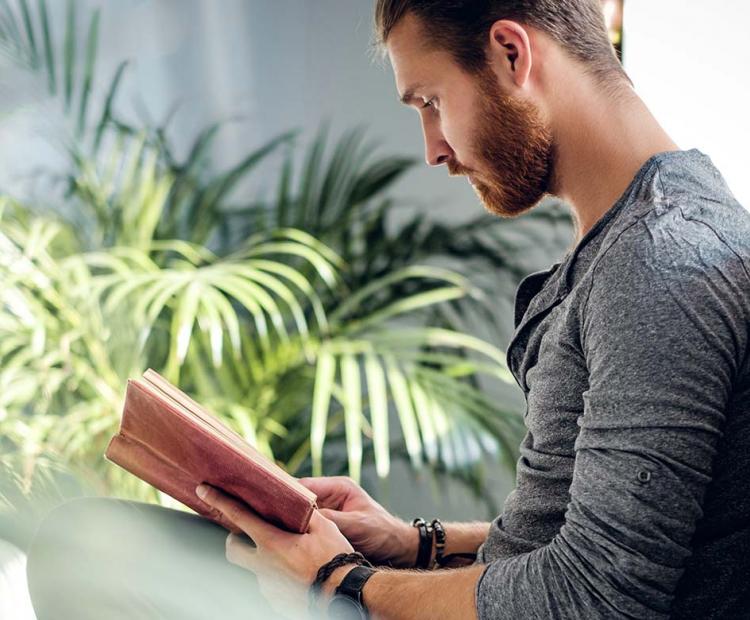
[335,565,376,610]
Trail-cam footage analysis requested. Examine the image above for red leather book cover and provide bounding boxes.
[104,371,317,534]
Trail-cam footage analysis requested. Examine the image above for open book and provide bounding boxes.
[104,369,317,534]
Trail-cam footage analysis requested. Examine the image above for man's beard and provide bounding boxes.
[449,66,555,218]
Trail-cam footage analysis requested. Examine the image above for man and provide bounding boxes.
[31,1,747,619]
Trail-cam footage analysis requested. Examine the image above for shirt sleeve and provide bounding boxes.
[475,216,747,619]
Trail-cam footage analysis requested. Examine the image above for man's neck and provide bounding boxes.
[549,79,680,244]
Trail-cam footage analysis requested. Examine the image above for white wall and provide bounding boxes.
[624,0,750,209]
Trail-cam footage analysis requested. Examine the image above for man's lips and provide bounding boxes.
[448,167,477,187]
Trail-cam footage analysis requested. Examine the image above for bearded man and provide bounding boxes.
[195,2,750,618]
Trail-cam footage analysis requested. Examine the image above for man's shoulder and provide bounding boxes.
[580,197,750,381]
[592,151,750,288]
[590,211,745,286]
[581,162,750,335]
[643,149,750,267]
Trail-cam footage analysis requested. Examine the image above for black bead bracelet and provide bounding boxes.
[411,517,434,569]
[431,518,446,568]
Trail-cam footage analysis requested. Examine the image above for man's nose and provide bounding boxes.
[421,121,453,167]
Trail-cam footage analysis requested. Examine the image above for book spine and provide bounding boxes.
[105,433,242,534]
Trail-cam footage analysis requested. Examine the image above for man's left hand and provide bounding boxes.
[196,483,354,617]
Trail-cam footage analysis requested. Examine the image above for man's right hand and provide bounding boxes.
[298,476,418,567]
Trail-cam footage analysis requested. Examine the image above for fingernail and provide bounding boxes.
[196,484,208,499]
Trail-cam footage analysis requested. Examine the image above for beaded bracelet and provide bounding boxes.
[411,517,434,569]
[431,518,447,568]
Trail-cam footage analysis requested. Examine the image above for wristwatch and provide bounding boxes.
[327,565,376,619]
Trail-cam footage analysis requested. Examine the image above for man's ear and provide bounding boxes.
[487,19,533,89]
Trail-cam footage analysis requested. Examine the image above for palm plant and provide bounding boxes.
[0,0,573,516]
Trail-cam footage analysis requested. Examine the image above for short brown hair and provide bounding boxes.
[373,0,629,86]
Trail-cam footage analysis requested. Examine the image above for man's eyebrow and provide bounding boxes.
[398,83,424,105]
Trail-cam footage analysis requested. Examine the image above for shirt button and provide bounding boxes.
[637,470,651,483]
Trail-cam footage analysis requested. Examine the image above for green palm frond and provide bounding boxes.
[70,130,173,249]
[165,129,298,245]
[0,210,129,472]
[268,123,417,241]
[86,230,340,380]
[0,0,105,139]
[307,327,521,483]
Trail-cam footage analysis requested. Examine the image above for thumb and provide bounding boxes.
[300,477,346,508]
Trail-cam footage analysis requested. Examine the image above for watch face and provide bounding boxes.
[328,594,366,619]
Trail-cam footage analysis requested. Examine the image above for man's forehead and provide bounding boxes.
[385,13,441,101]
[385,11,429,59]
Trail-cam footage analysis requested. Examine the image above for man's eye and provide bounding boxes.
[421,97,437,110]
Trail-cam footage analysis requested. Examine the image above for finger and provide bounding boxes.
[317,507,354,531]
[298,476,352,509]
[196,484,278,547]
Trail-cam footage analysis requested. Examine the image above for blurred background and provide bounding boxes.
[1,1,748,618]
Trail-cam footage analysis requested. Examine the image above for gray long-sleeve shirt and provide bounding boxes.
[474,149,750,619]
